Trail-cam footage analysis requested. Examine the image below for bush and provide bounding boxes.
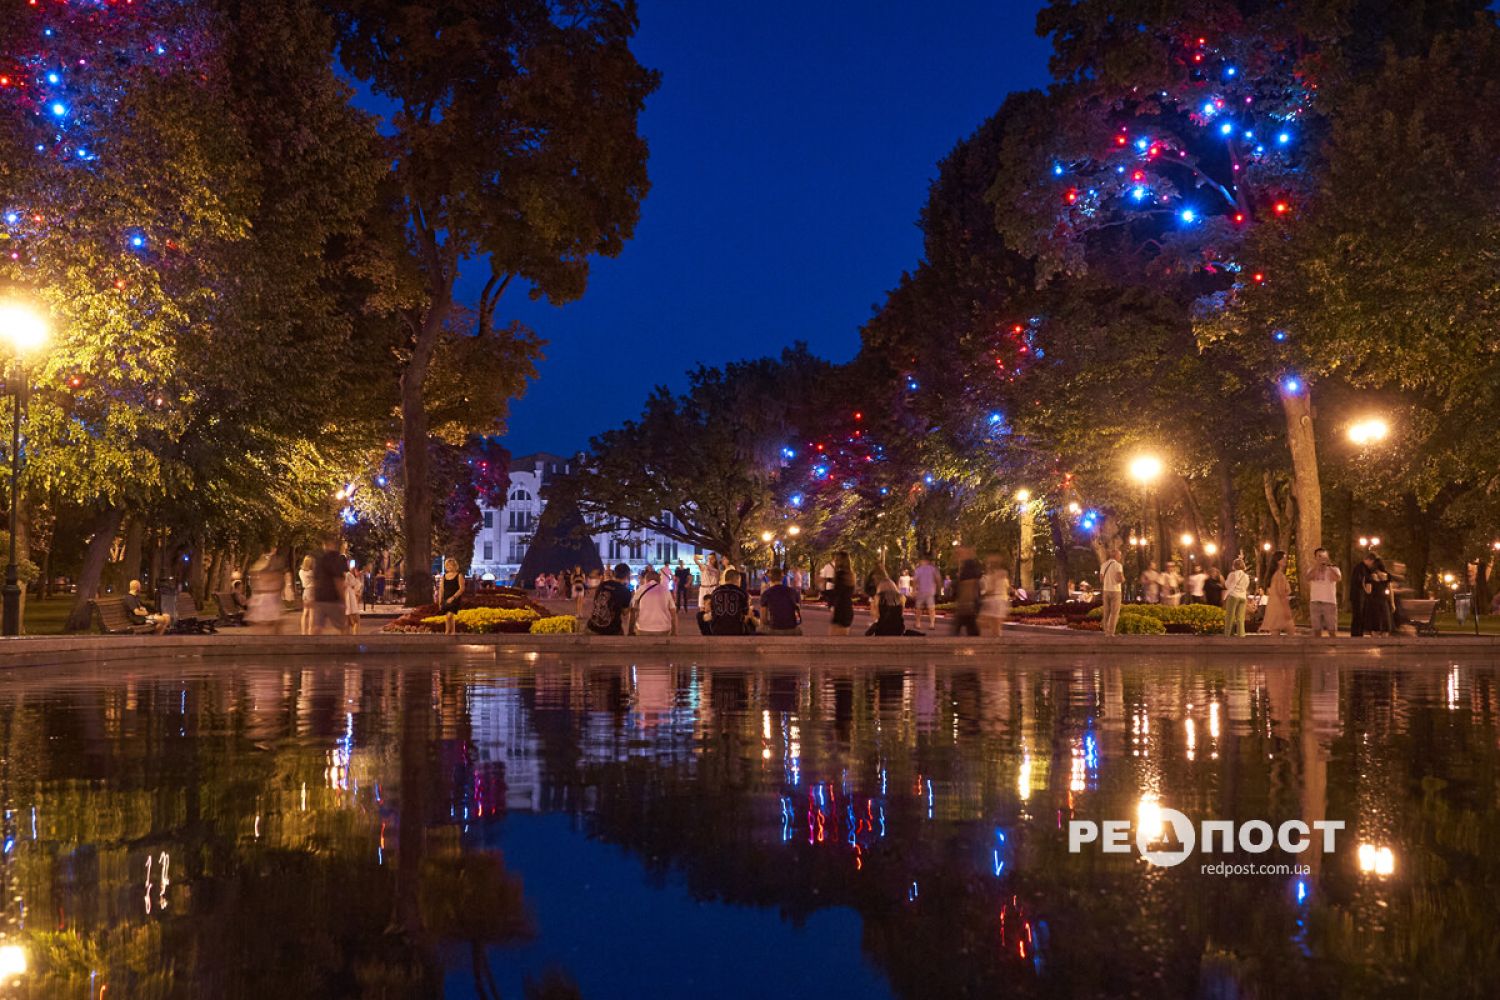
[1086,603,1224,634]
[1010,604,1046,616]
[530,615,577,634]
[382,590,551,633]
[1116,612,1167,635]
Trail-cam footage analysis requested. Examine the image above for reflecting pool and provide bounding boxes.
[0,652,1496,998]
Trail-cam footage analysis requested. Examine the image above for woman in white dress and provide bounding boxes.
[979,556,1011,637]
[247,548,287,631]
[298,554,316,635]
[344,559,364,634]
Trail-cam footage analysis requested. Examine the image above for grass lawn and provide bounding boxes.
[23,596,79,636]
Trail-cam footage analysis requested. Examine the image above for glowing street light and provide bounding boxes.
[0,300,47,638]
[1357,842,1396,876]
[1347,416,1390,447]
[1262,541,1272,552]
[0,942,26,978]
[1203,542,1219,557]
[787,525,801,537]
[1128,454,1164,485]
[1015,488,1031,504]
[1179,532,1195,548]
[760,530,775,543]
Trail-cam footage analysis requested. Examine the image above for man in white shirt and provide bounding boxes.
[1223,557,1251,636]
[1186,566,1207,604]
[1306,546,1342,638]
[630,568,677,636]
[1099,548,1124,635]
[819,560,836,601]
[912,557,941,629]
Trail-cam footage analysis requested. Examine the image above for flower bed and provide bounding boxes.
[382,588,553,633]
[530,615,576,634]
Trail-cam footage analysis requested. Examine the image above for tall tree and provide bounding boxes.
[329,0,657,604]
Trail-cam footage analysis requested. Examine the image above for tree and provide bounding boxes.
[557,347,834,562]
[329,0,657,604]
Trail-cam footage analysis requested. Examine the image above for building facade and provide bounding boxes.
[469,452,700,583]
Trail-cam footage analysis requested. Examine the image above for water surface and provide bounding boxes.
[0,651,1494,998]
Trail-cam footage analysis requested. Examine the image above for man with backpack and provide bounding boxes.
[587,563,634,636]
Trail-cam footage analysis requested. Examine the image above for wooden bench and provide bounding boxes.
[214,590,248,627]
[169,591,217,634]
[91,597,157,636]
[1395,596,1440,637]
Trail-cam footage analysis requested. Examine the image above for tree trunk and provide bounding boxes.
[122,516,144,589]
[1280,389,1323,613]
[1402,492,1430,596]
[1214,454,1238,571]
[1048,510,1070,596]
[401,385,434,606]
[1476,558,1491,617]
[65,506,125,632]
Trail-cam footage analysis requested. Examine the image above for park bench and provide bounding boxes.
[214,590,248,627]
[169,592,217,634]
[91,597,157,636]
[1395,596,1440,637]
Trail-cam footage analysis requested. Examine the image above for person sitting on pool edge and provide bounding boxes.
[123,580,172,635]
[758,567,802,635]
[709,569,754,635]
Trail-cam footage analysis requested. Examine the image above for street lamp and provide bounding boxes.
[1203,541,1219,558]
[1347,417,1390,447]
[1015,488,1035,591]
[0,302,46,637]
[1128,454,1164,589]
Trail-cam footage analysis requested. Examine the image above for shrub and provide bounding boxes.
[1010,604,1046,616]
[382,590,551,633]
[530,615,577,634]
[1086,603,1224,634]
[1116,612,1167,635]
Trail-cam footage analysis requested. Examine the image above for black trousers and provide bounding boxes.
[953,613,979,636]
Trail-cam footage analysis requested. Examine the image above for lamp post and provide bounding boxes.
[1345,416,1389,584]
[0,303,46,638]
[1128,454,1163,599]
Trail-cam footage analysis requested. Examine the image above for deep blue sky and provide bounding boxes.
[477,1,1052,456]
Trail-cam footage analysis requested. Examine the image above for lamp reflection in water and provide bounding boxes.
[0,942,26,978]
[1137,793,1165,842]
[1357,842,1396,876]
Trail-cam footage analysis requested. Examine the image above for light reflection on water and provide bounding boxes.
[0,652,1496,998]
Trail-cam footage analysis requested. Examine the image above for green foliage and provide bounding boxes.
[530,614,577,634]
[1088,602,1225,634]
[1115,611,1167,635]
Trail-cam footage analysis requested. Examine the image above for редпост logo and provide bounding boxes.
[1069,804,1344,868]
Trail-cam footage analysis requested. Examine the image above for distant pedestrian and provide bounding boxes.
[695,553,722,606]
[828,552,856,636]
[587,563,633,636]
[1099,548,1124,635]
[247,548,287,630]
[1259,550,1295,635]
[1186,565,1207,604]
[979,556,1010,637]
[344,559,364,634]
[819,558,836,602]
[1162,562,1183,606]
[952,547,982,636]
[438,557,465,635]
[298,554,317,635]
[311,537,347,635]
[674,560,692,610]
[913,556,941,630]
[1350,552,1375,637]
[898,568,913,599]
[1306,547,1342,638]
[1140,561,1161,604]
[1359,557,1394,635]
[1223,558,1250,636]
[1202,566,1225,607]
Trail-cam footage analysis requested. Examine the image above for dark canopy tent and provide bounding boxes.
[515,498,603,587]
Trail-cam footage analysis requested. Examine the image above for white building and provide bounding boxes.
[469,452,699,584]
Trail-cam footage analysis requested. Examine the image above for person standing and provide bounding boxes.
[1223,558,1250,636]
[1202,566,1225,607]
[978,556,1011,637]
[1099,549,1124,636]
[1140,561,1162,604]
[247,548,287,631]
[1359,557,1394,635]
[695,553,721,607]
[311,537,348,635]
[1259,550,1295,635]
[1185,564,1207,605]
[587,563,633,635]
[1349,552,1375,637]
[630,568,677,636]
[344,560,365,634]
[674,560,692,611]
[913,557,941,630]
[1306,547,1342,638]
[952,547,982,636]
[819,558,836,603]
[1161,561,1182,606]
[298,554,317,635]
[438,557,465,635]
[828,552,856,635]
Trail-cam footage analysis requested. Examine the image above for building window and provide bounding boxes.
[483,510,494,528]
[509,489,532,503]
[483,542,493,561]
[508,511,534,532]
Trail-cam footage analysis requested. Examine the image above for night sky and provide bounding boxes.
[468,1,1052,457]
